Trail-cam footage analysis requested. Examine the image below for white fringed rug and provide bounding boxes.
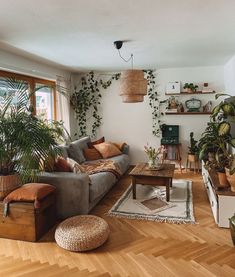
[108,180,195,224]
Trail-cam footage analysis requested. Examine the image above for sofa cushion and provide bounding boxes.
[89,172,116,202]
[68,136,91,163]
[54,157,72,172]
[83,148,102,161]
[87,136,105,148]
[57,145,69,159]
[94,142,122,159]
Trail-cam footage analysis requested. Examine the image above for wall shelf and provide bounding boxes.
[165,112,212,115]
[165,91,215,96]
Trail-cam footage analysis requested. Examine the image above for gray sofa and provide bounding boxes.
[39,137,130,219]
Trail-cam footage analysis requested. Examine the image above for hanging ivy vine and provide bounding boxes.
[144,70,166,136]
[70,71,120,138]
[71,70,165,138]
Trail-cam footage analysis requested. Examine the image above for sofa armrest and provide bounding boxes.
[38,172,90,219]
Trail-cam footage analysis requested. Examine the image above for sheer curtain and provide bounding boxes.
[56,76,71,136]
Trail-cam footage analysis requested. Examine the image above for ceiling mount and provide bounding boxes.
[113,41,123,50]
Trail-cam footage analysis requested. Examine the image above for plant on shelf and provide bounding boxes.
[183,83,199,93]
[70,71,120,138]
[0,78,63,198]
[198,93,235,188]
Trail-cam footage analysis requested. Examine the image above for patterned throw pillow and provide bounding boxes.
[54,157,72,172]
[83,148,102,161]
[87,136,105,149]
[94,142,122,159]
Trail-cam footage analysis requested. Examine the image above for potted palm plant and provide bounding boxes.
[0,78,63,199]
[198,93,235,188]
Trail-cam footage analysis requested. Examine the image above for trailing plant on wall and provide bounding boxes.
[144,70,166,136]
[71,71,120,138]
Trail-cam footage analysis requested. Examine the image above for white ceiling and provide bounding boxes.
[1,0,235,72]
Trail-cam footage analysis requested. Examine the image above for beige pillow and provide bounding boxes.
[94,142,122,159]
[67,158,86,173]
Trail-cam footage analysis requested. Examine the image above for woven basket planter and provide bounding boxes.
[0,174,20,200]
[55,215,110,252]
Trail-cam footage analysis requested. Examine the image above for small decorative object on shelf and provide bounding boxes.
[166,96,179,112]
[185,98,201,112]
[203,101,212,112]
[144,145,163,169]
[166,81,181,94]
[183,83,199,93]
[229,214,235,245]
[202,82,214,93]
[177,103,184,113]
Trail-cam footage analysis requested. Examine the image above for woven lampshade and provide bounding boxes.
[119,70,148,103]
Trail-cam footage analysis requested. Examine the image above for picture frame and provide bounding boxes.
[166,81,181,94]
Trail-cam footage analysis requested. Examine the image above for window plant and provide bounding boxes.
[0,78,63,199]
[198,93,235,188]
[183,83,199,93]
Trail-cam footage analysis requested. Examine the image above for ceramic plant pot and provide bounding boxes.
[217,171,230,189]
[225,168,235,192]
[229,214,235,246]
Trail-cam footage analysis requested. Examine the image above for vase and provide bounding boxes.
[148,158,156,168]
[229,214,235,246]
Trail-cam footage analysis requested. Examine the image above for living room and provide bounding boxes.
[0,0,235,276]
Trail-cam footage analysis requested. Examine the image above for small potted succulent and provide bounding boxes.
[183,83,199,93]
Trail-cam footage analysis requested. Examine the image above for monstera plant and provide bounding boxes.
[198,93,235,187]
[0,78,63,199]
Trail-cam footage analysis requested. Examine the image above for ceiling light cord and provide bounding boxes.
[118,50,134,69]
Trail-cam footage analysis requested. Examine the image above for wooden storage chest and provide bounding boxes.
[0,193,56,242]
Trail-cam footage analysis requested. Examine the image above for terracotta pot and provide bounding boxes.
[217,171,230,189]
[225,168,235,192]
[187,88,193,93]
[0,174,20,200]
[188,154,198,163]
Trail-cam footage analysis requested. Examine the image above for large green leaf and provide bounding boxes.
[230,138,235,148]
[218,122,231,136]
[221,103,235,115]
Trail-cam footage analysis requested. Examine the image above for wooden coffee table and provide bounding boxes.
[129,163,175,202]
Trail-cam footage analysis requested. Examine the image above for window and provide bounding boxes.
[0,70,56,121]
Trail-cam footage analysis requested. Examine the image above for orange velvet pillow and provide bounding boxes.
[83,148,102,161]
[87,136,105,149]
[54,157,72,172]
[94,142,122,159]
[4,183,56,208]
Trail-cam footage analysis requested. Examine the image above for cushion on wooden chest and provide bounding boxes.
[3,183,56,210]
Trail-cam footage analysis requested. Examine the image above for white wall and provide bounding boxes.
[93,66,225,165]
[0,49,70,80]
[224,55,235,96]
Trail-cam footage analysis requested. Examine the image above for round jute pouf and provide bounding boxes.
[55,215,110,252]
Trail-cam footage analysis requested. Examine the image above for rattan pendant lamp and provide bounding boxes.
[114,41,147,103]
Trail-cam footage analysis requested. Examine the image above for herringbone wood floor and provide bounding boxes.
[0,170,235,277]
